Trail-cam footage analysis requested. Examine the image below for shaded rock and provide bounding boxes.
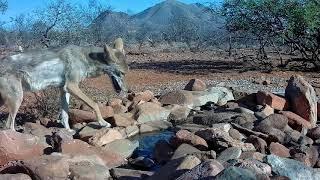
[285,75,317,127]
[256,91,288,111]
[265,154,320,180]
[0,174,31,180]
[280,111,312,131]
[233,159,272,175]
[139,120,172,134]
[130,90,154,103]
[176,160,224,180]
[130,156,156,169]
[217,147,242,162]
[290,146,319,167]
[172,144,215,161]
[148,155,201,180]
[307,127,320,140]
[255,114,288,132]
[175,123,208,133]
[61,139,125,168]
[215,166,256,180]
[192,111,238,126]
[0,130,48,166]
[88,128,123,147]
[102,139,139,159]
[135,102,171,123]
[260,105,275,117]
[269,142,290,158]
[154,140,174,164]
[110,168,153,179]
[184,79,207,91]
[77,122,106,141]
[246,135,267,154]
[170,130,208,150]
[229,128,246,141]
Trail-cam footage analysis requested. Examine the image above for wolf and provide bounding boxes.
[0,38,129,131]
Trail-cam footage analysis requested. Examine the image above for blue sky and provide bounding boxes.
[1,0,218,21]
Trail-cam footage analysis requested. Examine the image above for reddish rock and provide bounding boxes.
[269,142,290,158]
[61,140,126,168]
[246,135,267,154]
[131,90,154,103]
[99,105,114,119]
[0,130,47,166]
[69,109,96,124]
[285,75,317,127]
[256,91,288,111]
[109,114,134,127]
[108,98,123,107]
[159,90,194,107]
[176,160,224,179]
[184,79,207,91]
[240,152,266,161]
[280,111,312,131]
[170,130,208,150]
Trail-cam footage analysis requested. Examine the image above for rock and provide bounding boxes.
[192,111,239,126]
[167,104,191,122]
[78,122,106,141]
[233,159,272,175]
[39,117,53,127]
[172,143,215,161]
[130,156,156,169]
[256,91,288,111]
[99,105,114,119]
[217,147,242,162]
[139,120,172,134]
[69,109,96,124]
[307,127,320,140]
[269,142,290,158]
[0,130,48,166]
[260,105,275,117]
[130,90,154,103]
[175,123,208,133]
[102,139,139,159]
[0,174,31,180]
[256,114,288,131]
[23,122,52,137]
[290,146,319,167]
[125,125,139,138]
[148,155,201,180]
[88,128,123,147]
[246,135,267,154]
[109,114,134,127]
[195,128,256,152]
[154,140,174,164]
[240,151,266,161]
[215,166,256,180]
[285,75,317,127]
[111,104,127,114]
[265,154,320,180]
[176,160,224,180]
[61,139,125,168]
[23,154,70,180]
[135,102,171,123]
[159,90,194,108]
[280,111,312,131]
[229,128,246,141]
[108,98,123,107]
[184,79,207,91]
[170,130,208,150]
[110,168,153,179]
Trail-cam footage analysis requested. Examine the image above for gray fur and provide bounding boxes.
[0,38,128,131]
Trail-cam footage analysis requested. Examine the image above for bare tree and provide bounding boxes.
[0,0,7,14]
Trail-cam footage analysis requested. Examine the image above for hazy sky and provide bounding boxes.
[1,0,220,21]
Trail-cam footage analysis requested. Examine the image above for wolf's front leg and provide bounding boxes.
[66,83,111,128]
[60,88,72,131]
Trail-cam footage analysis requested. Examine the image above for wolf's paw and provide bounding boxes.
[98,120,111,128]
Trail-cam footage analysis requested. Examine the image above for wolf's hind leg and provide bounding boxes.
[60,88,71,130]
[66,83,111,127]
[1,82,23,131]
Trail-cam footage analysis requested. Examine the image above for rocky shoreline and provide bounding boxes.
[0,75,320,180]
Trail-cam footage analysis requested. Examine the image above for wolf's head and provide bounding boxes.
[104,38,129,93]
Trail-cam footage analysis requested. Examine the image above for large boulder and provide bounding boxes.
[280,111,312,130]
[265,154,320,180]
[102,139,139,159]
[88,128,124,147]
[134,102,171,123]
[0,130,48,166]
[285,75,317,127]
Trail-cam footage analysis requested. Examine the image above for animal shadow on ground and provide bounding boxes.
[129,59,244,75]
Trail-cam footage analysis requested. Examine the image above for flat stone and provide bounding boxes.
[217,147,242,162]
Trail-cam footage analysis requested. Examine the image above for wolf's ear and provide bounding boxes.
[104,44,116,62]
[114,38,124,52]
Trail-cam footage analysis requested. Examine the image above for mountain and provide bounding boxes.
[91,0,225,42]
